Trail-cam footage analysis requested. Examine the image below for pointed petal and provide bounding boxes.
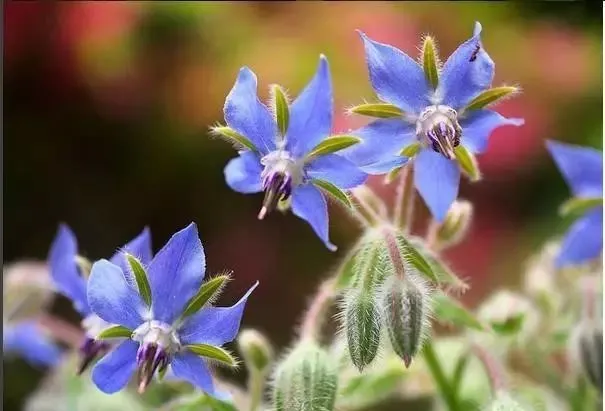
[4,322,62,367]
[224,67,276,155]
[224,151,263,194]
[48,224,89,316]
[461,109,524,153]
[546,141,603,198]
[109,227,153,277]
[291,184,336,251]
[179,282,258,346]
[171,352,217,396]
[285,55,333,158]
[556,208,603,268]
[306,154,367,189]
[414,149,461,222]
[147,223,205,324]
[87,259,146,329]
[358,31,430,113]
[341,119,415,174]
[91,339,138,394]
[439,22,495,109]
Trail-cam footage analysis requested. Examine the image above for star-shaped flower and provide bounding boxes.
[87,223,257,397]
[4,321,62,367]
[342,22,524,220]
[546,141,603,268]
[49,224,152,373]
[215,55,367,250]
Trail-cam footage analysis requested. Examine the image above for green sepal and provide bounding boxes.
[270,84,290,138]
[421,36,440,90]
[401,142,421,158]
[462,86,519,113]
[186,344,238,367]
[396,234,440,284]
[348,103,403,119]
[182,273,231,318]
[432,292,485,331]
[96,325,132,340]
[559,197,602,218]
[210,125,258,153]
[306,135,361,161]
[455,145,481,182]
[409,237,469,292]
[491,314,525,336]
[125,253,152,306]
[157,365,168,381]
[311,179,353,209]
[384,166,403,184]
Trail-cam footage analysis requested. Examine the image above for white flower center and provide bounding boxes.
[415,105,462,160]
[257,149,305,219]
[82,314,111,339]
[133,320,181,354]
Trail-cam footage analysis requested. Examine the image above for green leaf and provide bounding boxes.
[270,84,289,137]
[422,36,440,89]
[311,179,352,209]
[186,344,238,367]
[210,125,257,153]
[96,325,132,340]
[125,253,152,306]
[306,135,361,161]
[433,292,485,331]
[348,103,403,119]
[182,273,231,318]
[401,142,421,158]
[491,314,525,336]
[559,197,602,217]
[462,86,519,113]
[455,145,481,182]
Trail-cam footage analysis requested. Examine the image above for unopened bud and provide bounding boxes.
[436,200,473,249]
[343,289,382,371]
[486,392,528,411]
[477,290,538,340]
[272,342,338,411]
[568,322,603,392]
[523,242,560,308]
[382,275,431,368]
[237,329,273,374]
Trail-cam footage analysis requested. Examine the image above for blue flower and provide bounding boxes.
[87,223,257,396]
[4,321,62,367]
[49,224,152,373]
[220,55,367,250]
[342,22,524,221]
[546,141,603,268]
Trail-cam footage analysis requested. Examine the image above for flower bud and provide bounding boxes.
[343,289,382,371]
[382,275,431,368]
[435,200,473,249]
[486,392,528,411]
[237,329,273,375]
[476,290,539,340]
[568,322,602,392]
[272,342,338,411]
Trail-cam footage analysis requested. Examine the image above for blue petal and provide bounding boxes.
[147,223,205,324]
[556,208,603,268]
[358,31,430,113]
[546,141,603,198]
[291,184,336,251]
[224,67,276,155]
[414,149,461,222]
[306,154,367,189]
[179,282,258,346]
[92,339,138,394]
[341,119,415,174]
[285,55,333,158]
[461,110,524,154]
[171,352,217,397]
[87,259,146,329]
[224,151,263,194]
[109,227,154,288]
[48,224,89,316]
[4,322,62,367]
[438,22,495,109]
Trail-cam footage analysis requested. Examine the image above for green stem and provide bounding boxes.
[248,370,265,411]
[423,342,461,411]
[393,164,415,232]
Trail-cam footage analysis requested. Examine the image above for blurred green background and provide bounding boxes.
[4,2,602,410]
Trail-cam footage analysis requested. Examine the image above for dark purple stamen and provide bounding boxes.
[77,337,109,375]
[258,171,294,219]
[136,342,170,393]
[427,121,461,160]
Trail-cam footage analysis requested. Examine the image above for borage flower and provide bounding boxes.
[546,141,603,268]
[87,223,257,397]
[213,55,367,250]
[49,224,152,373]
[4,321,61,367]
[342,22,524,220]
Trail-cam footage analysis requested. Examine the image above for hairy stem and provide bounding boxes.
[423,342,461,411]
[300,278,337,341]
[382,227,406,281]
[470,343,506,394]
[393,164,415,232]
[248,370,265,411]
[351,187,385,225]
